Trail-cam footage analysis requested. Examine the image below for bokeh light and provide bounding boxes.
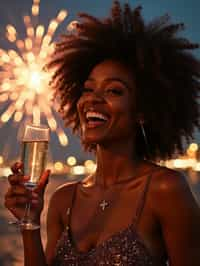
[54,161,64,172]
[71,165,85,175]
[0,156,4,165]
[67,156,77,166]
[84,160,96,174]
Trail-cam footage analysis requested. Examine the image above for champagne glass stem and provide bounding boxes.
[19,187,40,229]
[22,202,31,223]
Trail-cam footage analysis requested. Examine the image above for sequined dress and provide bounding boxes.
[53,175,168,265]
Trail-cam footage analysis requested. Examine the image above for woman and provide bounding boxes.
[5,1,200,265]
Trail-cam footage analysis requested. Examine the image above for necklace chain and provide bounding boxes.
[83,174,139,211]
[82,162,149,211]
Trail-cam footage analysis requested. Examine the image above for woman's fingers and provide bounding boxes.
[7,185,29,197]
[5,187,29,207]
[6,167,50,214]
[8,174,29,185]
[5,195,28,207]
[5,186,40,206]
[5,165,48,220]
[11,162,23,174]
[8,162,29,185]
[35,169,51,193]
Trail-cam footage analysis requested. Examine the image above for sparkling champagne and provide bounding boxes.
[8,124,50,230]
[22,141,48,188]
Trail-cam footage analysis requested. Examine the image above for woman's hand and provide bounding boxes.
[4,162,50,224]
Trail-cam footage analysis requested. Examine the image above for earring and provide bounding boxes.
[139,119,150,157]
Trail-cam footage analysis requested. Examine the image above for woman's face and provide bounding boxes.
[77,59,137,146]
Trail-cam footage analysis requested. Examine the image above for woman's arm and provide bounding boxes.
[22,229,47,266]
[21,189,62,266]
[5,162,76,266]
[153,169,200,266]
[45,187,65,265]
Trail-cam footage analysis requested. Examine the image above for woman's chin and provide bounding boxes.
[81,134,106,147]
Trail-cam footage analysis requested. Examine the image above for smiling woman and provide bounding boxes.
[48,4,200,161]
[4,1,200,266]
[77,59,137,148]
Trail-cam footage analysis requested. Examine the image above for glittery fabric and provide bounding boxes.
[53,221,165,266]
[53,176,167,265]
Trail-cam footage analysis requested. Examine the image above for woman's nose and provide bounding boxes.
[85,90,105,102]
[77,89,105,111]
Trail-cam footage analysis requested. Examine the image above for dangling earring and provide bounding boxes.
[139,119,150,157]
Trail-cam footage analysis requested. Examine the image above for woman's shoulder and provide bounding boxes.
[51,179,79,202]
[142,161,188,194]
[150,165,189,194]
[149,166,200,264]
[49,175,92,202]
[149,165,199,216]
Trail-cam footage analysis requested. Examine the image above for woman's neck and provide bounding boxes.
[94,140,144,188]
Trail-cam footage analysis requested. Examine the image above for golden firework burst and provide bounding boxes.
[0,0,70,146]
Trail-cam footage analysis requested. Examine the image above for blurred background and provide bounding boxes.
[0,0,200,265]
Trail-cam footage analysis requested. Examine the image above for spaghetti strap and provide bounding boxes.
[54,171,167,265]
[132,173,153,228]
[66,182,79,229]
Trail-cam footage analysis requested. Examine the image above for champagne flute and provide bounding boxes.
[17,123,49,230]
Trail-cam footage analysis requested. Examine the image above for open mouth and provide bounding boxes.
[85,111,109,128]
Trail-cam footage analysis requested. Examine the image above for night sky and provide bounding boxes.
[0,0,200,162]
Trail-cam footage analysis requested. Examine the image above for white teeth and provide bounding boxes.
[86,111,108,121]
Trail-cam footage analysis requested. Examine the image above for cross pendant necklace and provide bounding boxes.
[99,199,109,211]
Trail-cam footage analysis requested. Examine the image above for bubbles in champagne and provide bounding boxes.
[21,141,48,187]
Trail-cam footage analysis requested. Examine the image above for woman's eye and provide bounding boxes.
[106,88,123,95]
[82,87,93,94]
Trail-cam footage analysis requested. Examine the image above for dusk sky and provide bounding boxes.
[0,0,200,162]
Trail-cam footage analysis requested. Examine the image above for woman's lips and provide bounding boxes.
[82,109,110,129]
[85,119,108,129]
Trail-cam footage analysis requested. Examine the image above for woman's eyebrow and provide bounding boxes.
[85,77,132,90]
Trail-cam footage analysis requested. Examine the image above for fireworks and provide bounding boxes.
[0,0,70,146]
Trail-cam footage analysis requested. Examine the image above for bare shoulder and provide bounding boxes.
[149,167,200,265]
[49,180,79,206]
[151,166,190,194]
[150,165,200,218]
[46,180,79,230]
